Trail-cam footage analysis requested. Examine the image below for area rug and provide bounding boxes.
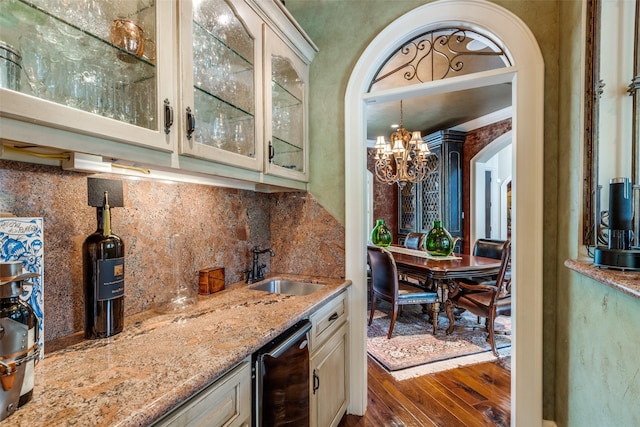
[367,300,510,379]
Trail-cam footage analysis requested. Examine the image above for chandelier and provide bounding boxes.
[373,100,436,187]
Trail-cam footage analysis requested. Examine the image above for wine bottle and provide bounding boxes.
[82,191,125,339]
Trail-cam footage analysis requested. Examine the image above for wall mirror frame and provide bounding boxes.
[583,0,640,247]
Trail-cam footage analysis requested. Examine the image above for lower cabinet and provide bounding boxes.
[310,323,348,427]
[152,357,251,427]
[309,291,349,427]
[152,290,349,427]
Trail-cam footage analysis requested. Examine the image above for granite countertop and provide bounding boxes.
[565,259,640,300]
[3,275,351,427]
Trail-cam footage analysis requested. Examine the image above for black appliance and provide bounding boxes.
[252,319,312,427]
[594,177,640,270]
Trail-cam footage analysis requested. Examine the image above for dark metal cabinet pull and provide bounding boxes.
[186,107,195,140]
[313,369,320,394]
[268,141,274,162]
[163,99,173,134]
[329,312,339,322]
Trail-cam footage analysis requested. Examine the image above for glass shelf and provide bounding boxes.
[269,52,304,173]
[193,86,255,157]
[192,20,254,113]
[0,0,157,129]
[189,0,257,160]
[271,136,303,171]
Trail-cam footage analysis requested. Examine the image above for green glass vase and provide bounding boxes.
[370,219,392,247]
[424,220,454,256]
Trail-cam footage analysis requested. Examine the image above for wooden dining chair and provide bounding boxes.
[367,246,440,338]
[444,240,511,356]
[472,238,508,259]
[459,238,508,287]
[398,232,432,289]
[404,232,426,250]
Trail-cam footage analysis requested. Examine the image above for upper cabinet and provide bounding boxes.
[264,26,309,181]
[178,0,312,181]
[178,0,264,171]
[0,0,176,152]
[0,0,317,186]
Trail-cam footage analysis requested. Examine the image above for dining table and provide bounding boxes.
[383,245,502,302]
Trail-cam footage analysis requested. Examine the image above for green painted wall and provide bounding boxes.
[289,0,640,425]
[556,0,640,425]
[286,0,427,223]
[288,0,560,420]
[556,273,640,426]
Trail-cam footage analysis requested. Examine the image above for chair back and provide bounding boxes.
[493,240,512,301]
[404,232,426,250]
[473,238,508,260]
[367,246,399,301]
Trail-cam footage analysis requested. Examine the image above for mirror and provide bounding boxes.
[583,0,639,247]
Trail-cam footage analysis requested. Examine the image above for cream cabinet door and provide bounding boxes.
[178,0,264,171]
[153,359,251,427]
[263,26,309,182]
[0,0,176,152]
[310,323,348,427]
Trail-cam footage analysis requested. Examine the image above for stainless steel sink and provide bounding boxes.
[249,279,324,296]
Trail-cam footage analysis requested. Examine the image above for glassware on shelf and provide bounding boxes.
[212,112,227,149]
[1,0,158,130]
[110,18,145,62]
[189,0,256,159]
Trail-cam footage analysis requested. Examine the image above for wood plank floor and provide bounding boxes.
[338,356,511,427]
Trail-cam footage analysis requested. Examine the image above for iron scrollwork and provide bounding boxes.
[369,28,510,91]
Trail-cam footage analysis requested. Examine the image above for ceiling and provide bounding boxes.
[365,82,512,142]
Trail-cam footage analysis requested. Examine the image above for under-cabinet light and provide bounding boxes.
[61,152,256,190]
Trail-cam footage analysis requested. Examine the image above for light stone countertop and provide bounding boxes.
[565,259,640,300]
[2,275,351,427]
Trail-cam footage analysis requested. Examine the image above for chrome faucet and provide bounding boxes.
[246,246,275,284]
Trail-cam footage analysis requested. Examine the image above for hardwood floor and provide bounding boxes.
[338,356,511,427]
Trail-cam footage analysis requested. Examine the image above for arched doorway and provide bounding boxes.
[470,130,513,243]
[345,1,544,425]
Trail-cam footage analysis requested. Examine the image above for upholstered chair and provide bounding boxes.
[444,240,511,356]
[367,246,440,338]
[404,232,426,250]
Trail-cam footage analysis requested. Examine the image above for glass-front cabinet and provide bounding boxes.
[0,0,316,186]
[265,27,309,180]
[178,0,311,181]
[0,0,175,152]
[178,0,263,171]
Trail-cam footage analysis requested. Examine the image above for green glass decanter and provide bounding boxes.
[424,220,456,256]
[370,219,393,247]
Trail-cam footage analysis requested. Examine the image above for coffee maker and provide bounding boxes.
[0,261,40,421]
[594,177,640,270]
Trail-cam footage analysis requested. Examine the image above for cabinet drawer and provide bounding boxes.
[153,359,251,427]
[310,291,347,353]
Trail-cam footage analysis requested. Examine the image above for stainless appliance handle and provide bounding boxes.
[263,321,312,359]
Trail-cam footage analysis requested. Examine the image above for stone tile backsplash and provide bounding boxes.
[0,160,345,342]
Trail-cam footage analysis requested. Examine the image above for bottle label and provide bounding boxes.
[96,257,125,301]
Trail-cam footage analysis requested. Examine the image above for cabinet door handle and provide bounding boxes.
[268,141,274,162]
[313,369,320,394]
[163,99,173,135]
[186,107,195,140]
[329,312,339,322]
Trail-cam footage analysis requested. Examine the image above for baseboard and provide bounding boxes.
[543,420,558,427]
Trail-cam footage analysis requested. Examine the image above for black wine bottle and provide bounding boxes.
[82,191,125,339]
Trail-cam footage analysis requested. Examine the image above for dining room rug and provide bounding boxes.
[367,300,511,379]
